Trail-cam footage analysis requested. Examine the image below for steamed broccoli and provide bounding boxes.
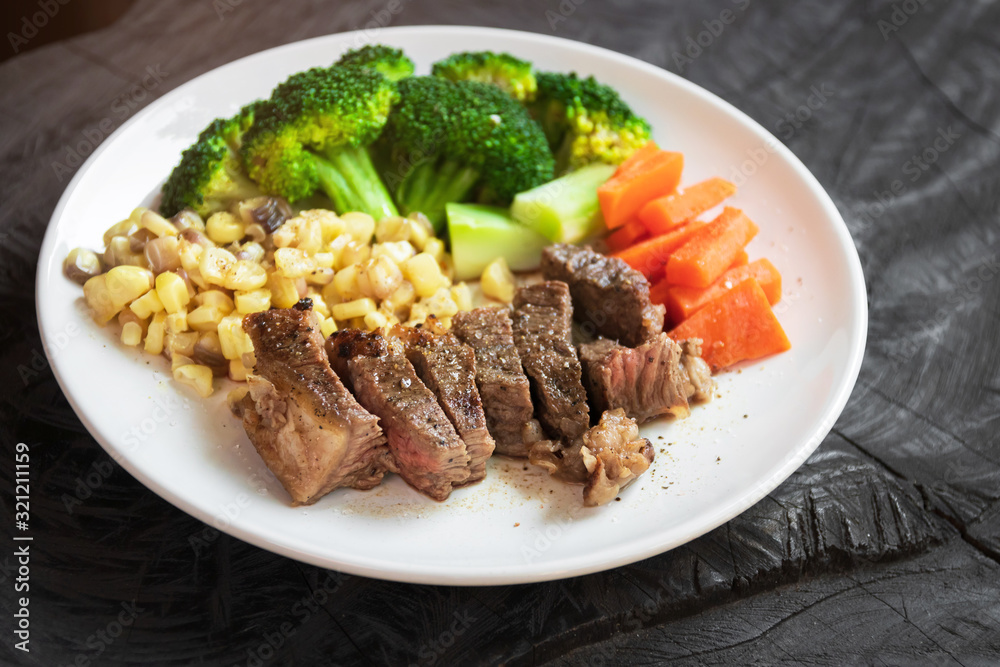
[431,51,537,102]
[335,44,414,82]
[160,102,263,217]
[377,76,554,230]
[241,65,399,219]
[529,72,651,173]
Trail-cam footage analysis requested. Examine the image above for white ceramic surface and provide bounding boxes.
[36,26,867,585]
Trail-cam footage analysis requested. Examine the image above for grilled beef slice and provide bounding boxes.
[512,281,591,441]
[240,308,390,506]
[394,326,495,483]
[326,329,471,501]
[452,308,535,457]
[578,333,692,423]
[541,243,665,347]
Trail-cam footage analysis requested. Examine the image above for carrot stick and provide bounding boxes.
[666,258,782,323]
[730,249,749,267]
[611,220,706,281]
[638,177,736,236]
[604,218,648,253]
[598,151,684,230]
[665,207,759,288]
[613,141,660,178]
[668,277,790,371]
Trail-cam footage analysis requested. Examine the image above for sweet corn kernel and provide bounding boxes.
[224,259,268,291]
[424,288,459,318]
[178,241,205,275]
[372,241,415,265]
[168,331,199,357]
[306,291,330,318]
[403,253,450,298]
[292,214,323,253]
[206,211,246,245]
[320,316,338,337]
[144,311,167,355]
[339,240,371,267]
[187,305,226,332]
[312,209,345,243]
[481,257,515,303]
[121,321,143,346]
[375,216,408,243]
[364,310,388,331]
[83,274,118,323]
[450,282,473,311]
[227,386,249,412]
[165,311,189,334]
[173,364,214,398]
[235,289,271,314]
[358,255,403,300]
[333,263,361,301]
[267,272,300,309]
[192,289,233,313]
[313,252,335,269]
[105,265,153,310]
[306,267,335,286]
[274,247,315,279]
[423,237,445,263]
[140,209,178,238]
[217,315,244,360]
[156,272,191,314]
[199,247,236,286]
[130,289,164,319]
[228,358,249,382]
[332,297,376,320]
[342,211,375,243]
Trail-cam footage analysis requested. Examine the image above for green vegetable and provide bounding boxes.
[431,51,537,102]
[446,203,550,280]
[241,65,399,219]
[378,76,554,231]
[160,102,264,217]
[335,44,414,82]
[529,72,651,174]
[510,162,616,243]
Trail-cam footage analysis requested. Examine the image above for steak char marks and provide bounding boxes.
[240,308,390,506]
[327,329,470,501]
[394,326,495,483]
[512,281,590,441]
[541,243,665,347]
[452,308,535,457]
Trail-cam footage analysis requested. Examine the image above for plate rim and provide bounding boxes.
[36,24,868,585]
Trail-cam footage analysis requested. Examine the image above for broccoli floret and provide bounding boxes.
[431,51,537,102]
[241,65,399,219]
[378,76,554,230]
[335,44,414,82]
[529,72,651,173]
[160,101,264,217]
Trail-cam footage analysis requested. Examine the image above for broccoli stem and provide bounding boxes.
[310,145,398,219]
[395,159,481,232]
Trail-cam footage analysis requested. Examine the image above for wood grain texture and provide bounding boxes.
[1,0,998,664]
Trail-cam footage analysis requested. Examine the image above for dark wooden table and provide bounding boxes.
[2,0,999,664]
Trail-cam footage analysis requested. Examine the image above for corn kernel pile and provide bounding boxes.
[67,201,509,398]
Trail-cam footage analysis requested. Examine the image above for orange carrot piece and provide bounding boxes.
[666,258,782,323]
[638,177,737,236]
[604,218,648,253]
[649,277,671,307]
[665,207,759,288]
[730,249,749,267]
[611,220,707,281]
[613,141,660,178]
[598,151,684,230]
[668,278,790,371]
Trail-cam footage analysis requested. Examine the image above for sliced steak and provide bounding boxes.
[512,281,590,441]
[578,333,692,423]
[541,243,665,347]
[580,409,654,507]
[452,308,535,457]
[528,408,654,507]
[393,326,495,483]
[240,308,390,506]
[326,329,470,501]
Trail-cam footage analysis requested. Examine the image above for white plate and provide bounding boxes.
[36,26,867,585]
